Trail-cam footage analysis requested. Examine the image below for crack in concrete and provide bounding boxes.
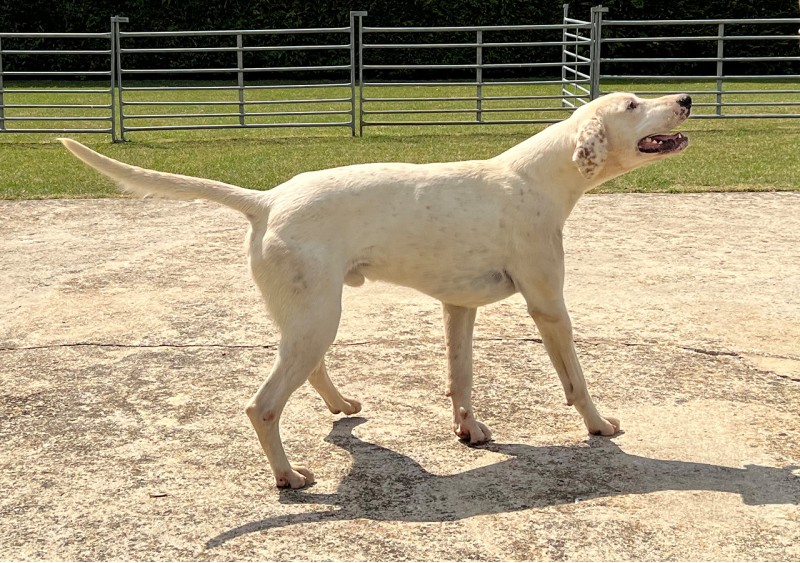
[3,337,797,383]
[679,346,740,357]
[772,372,800,383]
[0,342,278,352]
[0,338,752,354]
[0,337,769,357]
[0,340,378,352]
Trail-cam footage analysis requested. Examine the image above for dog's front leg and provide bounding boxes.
[527,298,620,436]
[442,303,492,444]
[515,247,620,436]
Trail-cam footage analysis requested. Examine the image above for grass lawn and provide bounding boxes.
[1,80,799,199]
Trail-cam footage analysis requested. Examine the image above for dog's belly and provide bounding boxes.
[424,272,518,307]
[358,263,517,308]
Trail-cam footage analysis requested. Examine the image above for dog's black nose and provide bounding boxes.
[678,95,692,108]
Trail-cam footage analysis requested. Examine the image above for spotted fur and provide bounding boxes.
[572,117,608,179]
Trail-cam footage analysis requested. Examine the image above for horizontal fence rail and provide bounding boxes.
[2,7,800,140]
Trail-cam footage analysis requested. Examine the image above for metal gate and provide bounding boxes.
[560,5,594,110]
[0,25,118,139]
[115,13,361,139]
[357,13,595,133]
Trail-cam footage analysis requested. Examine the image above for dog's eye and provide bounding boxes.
[627,101,639,111]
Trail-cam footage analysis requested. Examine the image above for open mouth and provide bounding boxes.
[637,132,689,155]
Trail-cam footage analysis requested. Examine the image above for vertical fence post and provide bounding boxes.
[352,10,367,137]
[589,5,607,100]
[561,4,568,106]
[111,16,128,142]
[0,36,5,132]
[476,30,483,122]
[109,18,117,142]
[237,33,245,126]
[349,11,366,136]
[716,23,724,117]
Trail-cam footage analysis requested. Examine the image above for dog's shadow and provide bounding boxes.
[207,417,799,548]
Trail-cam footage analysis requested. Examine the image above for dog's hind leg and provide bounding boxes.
[246,333,334,488]
[308,359,362,416]
[442,303,492,444]
[245,263,343,489]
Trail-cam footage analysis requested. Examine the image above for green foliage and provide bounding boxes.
[2,0,796,32]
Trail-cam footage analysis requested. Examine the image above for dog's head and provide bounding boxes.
[571,92,691,181]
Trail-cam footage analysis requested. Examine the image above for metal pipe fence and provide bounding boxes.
[116,14,360,139]
[561,7,593,110]
[595,14,800,118]
[358,19,594,132]
[0,24,117,139]
[2,7,800,141]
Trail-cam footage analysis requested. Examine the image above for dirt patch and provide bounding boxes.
[1,194,798,561]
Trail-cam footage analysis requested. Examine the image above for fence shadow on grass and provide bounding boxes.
[206,416,800,548]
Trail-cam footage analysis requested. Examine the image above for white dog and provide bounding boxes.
[61,91,691,489]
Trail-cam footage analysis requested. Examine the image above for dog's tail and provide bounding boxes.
[59,138,269,217]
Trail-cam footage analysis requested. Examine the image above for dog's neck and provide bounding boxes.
[492,118,599,222]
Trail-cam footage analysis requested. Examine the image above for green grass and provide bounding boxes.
[2,80,800,199]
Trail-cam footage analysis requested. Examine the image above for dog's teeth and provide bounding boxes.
[677,132,683,138]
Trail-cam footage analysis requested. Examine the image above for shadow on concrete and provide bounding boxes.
[207,417,799,548]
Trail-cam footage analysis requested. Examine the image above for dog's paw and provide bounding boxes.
[327,396,362,416]
[454,407,493,445]
[339,396,362,416]
[587,415,621,436]
[275,466,316,489]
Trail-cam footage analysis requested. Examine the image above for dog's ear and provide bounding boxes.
[572,117,608,180]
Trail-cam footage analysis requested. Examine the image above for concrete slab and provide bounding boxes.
[1,193,798,561]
